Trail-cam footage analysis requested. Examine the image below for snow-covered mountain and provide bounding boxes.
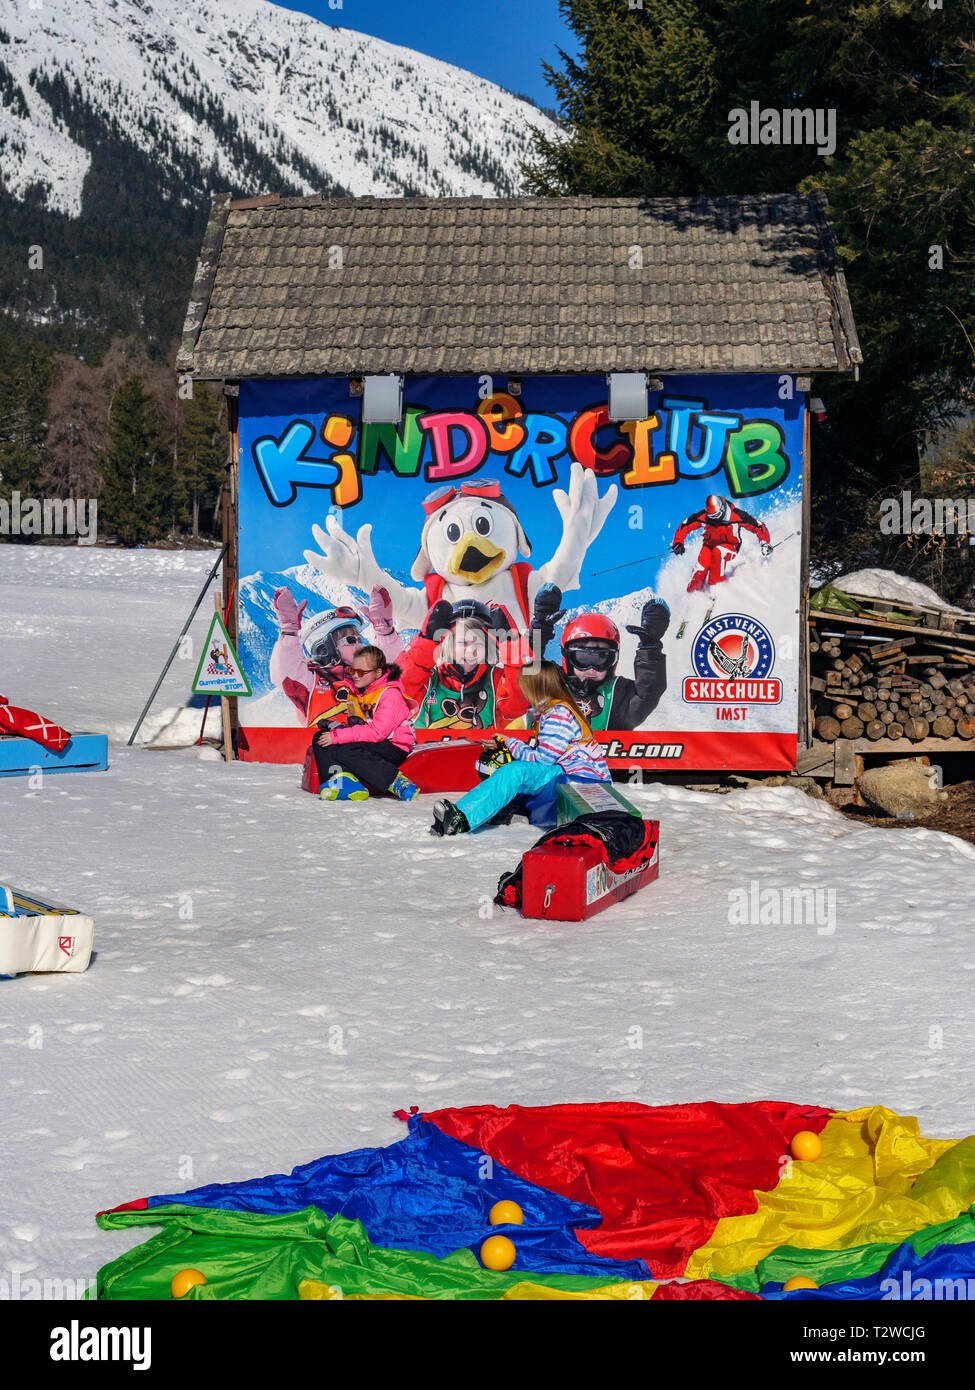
[0,0,558,216]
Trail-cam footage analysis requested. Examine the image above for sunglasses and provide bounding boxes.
[350,665,379,677]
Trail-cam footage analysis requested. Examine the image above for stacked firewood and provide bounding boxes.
[809,599,975,744]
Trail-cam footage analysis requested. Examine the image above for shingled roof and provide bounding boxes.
[177,193,862,380]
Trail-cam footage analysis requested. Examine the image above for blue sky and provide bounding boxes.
[283,0,575,108]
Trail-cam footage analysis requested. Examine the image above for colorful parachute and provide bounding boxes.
[93,1101,975,1301]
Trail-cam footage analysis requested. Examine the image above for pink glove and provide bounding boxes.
[359,585,395,637]
[273,587,307,634]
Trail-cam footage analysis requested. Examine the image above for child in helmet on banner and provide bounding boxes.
[429,662,610,836]
[672,494,772,593]
[540,591,669,731]
[270,587,401,731]
[400,598,529,729]
[313,645,419,802]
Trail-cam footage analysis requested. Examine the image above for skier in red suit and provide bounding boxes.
[672,494,772,593]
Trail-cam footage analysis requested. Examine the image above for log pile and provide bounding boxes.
[809,592,975,746]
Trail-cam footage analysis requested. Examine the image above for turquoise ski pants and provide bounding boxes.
[456,759,563,831]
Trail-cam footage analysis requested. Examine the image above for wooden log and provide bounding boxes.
[845,653,865,673]
[872,638,917,658]
[880,709,895,724]
[932,715,956,738]
[834,739,857,785]
[840,716,864,739]
[815,715,842,742]
[888,721,904,740]
[948,678,966,697]
[927,670,948,689]
[865,720,886,740]
[957,715,975,740]
[825,670,843,687]
[809,675,827,693]
[906,717,930,741]
[860,684,877,701]
[833,703,854,721]
[856,702,878,722]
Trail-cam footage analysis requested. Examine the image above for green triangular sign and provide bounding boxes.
[192,612,252,697]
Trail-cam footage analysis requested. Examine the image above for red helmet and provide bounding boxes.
[705,494,731,521]
[562,613,620,680]
[562,614,620,647]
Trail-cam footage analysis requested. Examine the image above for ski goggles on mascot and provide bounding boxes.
[421,478,506,514]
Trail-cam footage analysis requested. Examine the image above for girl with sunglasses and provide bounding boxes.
[313,646,419,802]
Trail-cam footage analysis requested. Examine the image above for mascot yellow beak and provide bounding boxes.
[448,532,506,583]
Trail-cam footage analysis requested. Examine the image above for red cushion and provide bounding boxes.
[0,701,72,751]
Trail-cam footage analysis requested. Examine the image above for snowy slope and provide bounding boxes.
[0,0,558,216]
[2,550,974,1294]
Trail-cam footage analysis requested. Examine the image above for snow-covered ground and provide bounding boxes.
[1,548,974,1294]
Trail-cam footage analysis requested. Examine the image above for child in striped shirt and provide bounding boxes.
[430,661,610,836]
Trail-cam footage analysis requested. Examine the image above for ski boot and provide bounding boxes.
[320,772,370,801]
[430,799,469,836]
[388,771,419,802]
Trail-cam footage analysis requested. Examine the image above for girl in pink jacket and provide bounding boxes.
[312,645,419,802]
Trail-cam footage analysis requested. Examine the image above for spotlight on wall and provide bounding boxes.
[607,371,648,422]
[362,374,403,423]
[349,376,364,397]
[507,376,522,397]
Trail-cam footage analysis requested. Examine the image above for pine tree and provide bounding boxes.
[525,0,975,565]
[0,331,55,497]
[97,375,171,543]
[175,386,225,539]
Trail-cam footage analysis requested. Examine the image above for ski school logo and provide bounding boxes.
[683,613,781,704]
[58,936,73,957]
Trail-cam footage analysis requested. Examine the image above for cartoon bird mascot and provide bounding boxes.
[303,464,617,636]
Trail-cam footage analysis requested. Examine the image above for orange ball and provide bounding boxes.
[170,1268,207,1299]
[790,1130,823,1161]
[782,1275,819,1292]
[488,1200,524,1226]
[480,1235,517,1271]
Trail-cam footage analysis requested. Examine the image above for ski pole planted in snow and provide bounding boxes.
[127,543,228,747]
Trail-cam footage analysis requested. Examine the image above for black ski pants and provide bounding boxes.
[313,735,408,792]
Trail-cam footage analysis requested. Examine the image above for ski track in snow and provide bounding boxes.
[1,550,974,1288]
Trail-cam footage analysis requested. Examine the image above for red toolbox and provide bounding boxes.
[521,820,660,922]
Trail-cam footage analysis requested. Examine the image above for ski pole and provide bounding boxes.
[591,548,674,576]
[128,543,228,746]
[769,530,800,551]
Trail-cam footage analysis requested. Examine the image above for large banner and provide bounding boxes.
[236,374,804,770]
